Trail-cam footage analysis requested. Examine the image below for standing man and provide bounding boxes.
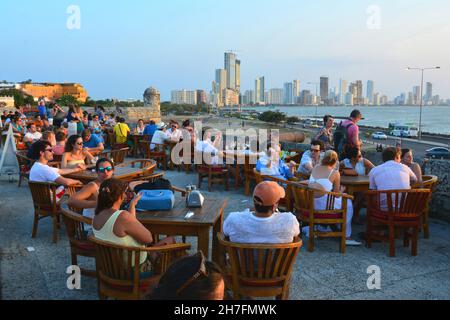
[315,114,335,151]
[334,109,363,160]
[38,100,47,120]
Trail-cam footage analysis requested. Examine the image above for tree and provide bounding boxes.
[258,111,286,124]
[286,116,300,124]
[0,89,34,107]
[56,95,79,107]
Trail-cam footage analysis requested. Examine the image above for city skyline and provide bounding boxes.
[2,0,450,100]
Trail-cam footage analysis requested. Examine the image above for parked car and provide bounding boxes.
[425,147,450,160]
[372,132,388,140]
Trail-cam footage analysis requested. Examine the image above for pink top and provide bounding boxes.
[341,119,359,147]
[52,144,65,155]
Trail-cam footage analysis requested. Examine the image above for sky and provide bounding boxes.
[2,0,450,101]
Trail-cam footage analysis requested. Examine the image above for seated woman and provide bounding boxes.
[135,119,146,135]
[256,143,296,181]
[52,131,67,156]
[61,134,94,169]
[339,146,374,176]
[92,178,175,272]
[401,148,423,185]
[305,150,361,246]
[68,158,115,219]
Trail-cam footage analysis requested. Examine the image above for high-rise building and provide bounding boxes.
[235,60,241,93]
[413,86,421,105]
[345,92,354,106]
[355,80,363,105]
[373,92,381,106]
[300,90,311,105]
[171,90,197,105]
[255,77,265,104]
[320,77,329,103]
[224,52,236,90]
[215,69,227,107]
[407,92,414,105]
[293,80,301,103]
[196,90,207,105]
[366,80,374,104]
[243,90,254,105]
[222,88,239,106]
[339,79,347,105]
[283,82,294,104]
[425,82,432,104]
[268,88,283,105]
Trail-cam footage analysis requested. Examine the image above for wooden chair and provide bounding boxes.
[16,151,36,187]
[66,184,84,214]
[196,151,229,192]
[243,154,259,196]
[217,233,302,300]
[61,206,96,277]
[88,235,191,300]
[28,181,63,243]
[253,168,294,212]
[365,189,431,257]
[413,175,438,239]
[140,141,168,171]
[115,159,157,182]
[290,183,353,254]
[99,147,129,165]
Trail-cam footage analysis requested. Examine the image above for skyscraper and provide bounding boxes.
[366,80,374,105]
[269,88,283,105]
[413,86,421,105]
[320,77,329,104]
[283,82,294,104]
[255,77,265,104]
[225,52,241,90]
[215,69,227,107]
[425,82,432,104]
[235,60,241,93]
[355,80,363,105]
[293,80,301,104]
[339,79,347,105]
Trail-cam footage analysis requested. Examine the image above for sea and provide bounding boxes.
[241,105,450,135]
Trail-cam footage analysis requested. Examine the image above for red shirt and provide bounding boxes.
[341,119,359,147]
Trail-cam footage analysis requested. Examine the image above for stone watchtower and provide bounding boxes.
[143,87,161,123]
[123,86,161,123]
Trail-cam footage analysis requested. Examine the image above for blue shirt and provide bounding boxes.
[38,105,46,118]
[143,124,157,136]
[83,134,102,149]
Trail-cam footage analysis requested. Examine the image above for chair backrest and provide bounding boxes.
[16,151,36,169]
[66,184,85,214]
[217,233,302,299]
[253,168,263,184]
[100,148,129,164]
[28,181,59,211]
[290,183,350,214]
[61,205,93,244]
[88,235,190,299]
[420,175,439,191]
[366,189,431,217]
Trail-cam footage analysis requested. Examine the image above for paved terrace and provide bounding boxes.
[1,168,450,300]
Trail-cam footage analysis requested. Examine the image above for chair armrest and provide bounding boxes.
[141,242,191,252]
[172,186,187,197]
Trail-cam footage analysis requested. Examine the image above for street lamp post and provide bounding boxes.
[307,82,319,121]
[406,66,440,140]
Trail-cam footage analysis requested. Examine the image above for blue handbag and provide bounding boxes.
[136,189,175,211]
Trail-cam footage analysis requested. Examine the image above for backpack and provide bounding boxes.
[333,121,354,158]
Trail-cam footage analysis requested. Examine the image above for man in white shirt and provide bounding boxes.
[369,147,418,191]
[223,181,300,244]
[24,124,42,144]
[29,140,82,186]
[195,128,223,165]
[150,123,169,150]
[166,121,182,142]
[298,140,325,176]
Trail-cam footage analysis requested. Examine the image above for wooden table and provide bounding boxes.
[223,151,260,190]
[136,197,228,263]
[340,175,370,196]
[63,163,154,184]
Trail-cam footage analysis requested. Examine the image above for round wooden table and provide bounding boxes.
[340,175,370,196]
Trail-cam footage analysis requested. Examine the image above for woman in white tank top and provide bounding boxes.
[305,151,361,246]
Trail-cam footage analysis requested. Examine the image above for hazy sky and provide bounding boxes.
[2,0,450,101]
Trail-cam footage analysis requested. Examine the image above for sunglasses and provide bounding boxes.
[45,148,53,153]
[311,149,321,153]
[76,142,83,146]
[176,251,207,295]
[98,166,113,173]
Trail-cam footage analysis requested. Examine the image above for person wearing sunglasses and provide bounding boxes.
[68,158,115,220]
[166,120,182,142]
[92,178,175,272]
[29,140,82,186]
[298,140,325,176]
[150,251,225,300]
[223,181,300,244]
[61,134,94,169]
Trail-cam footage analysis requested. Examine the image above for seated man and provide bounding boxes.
[82,129,105,154]
[223,181,300,244]
[150,123,169,151]
[166,121,182,142]
[256,144,295,181]
[143,120,157,137]
[195,127,223,165]
[298,140,325,176]
[29,140,82,186]
[369,147,418,210]
[24,124,43,144]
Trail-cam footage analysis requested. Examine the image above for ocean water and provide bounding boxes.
[242,105,450,135]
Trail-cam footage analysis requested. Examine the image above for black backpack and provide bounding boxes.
[133,178,173,193]
[333,121,354,157]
